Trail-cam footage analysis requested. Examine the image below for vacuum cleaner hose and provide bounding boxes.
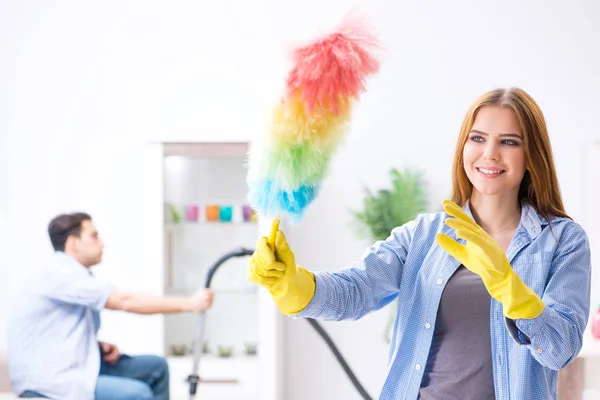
[305,318,373,400]
[188,246,372,400]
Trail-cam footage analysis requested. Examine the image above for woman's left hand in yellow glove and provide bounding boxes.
[435,200,545,320]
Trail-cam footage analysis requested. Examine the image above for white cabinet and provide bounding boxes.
[582,139,600,307]
[143,141,283,400]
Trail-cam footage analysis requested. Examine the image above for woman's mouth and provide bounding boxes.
[476,167,506,178]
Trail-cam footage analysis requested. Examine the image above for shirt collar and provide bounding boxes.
[52,251,92,275]
[463,199,544,241]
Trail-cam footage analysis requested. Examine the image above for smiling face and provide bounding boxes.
[451,88,567,219]
[462,106,526,200]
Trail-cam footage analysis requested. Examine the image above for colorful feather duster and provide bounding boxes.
[247,15,381,232]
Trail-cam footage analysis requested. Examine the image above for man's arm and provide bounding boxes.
[105,288,214,314]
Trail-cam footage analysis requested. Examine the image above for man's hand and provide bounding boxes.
[99,341,120,365]
[183,288,214,312]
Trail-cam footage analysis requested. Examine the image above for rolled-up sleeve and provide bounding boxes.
[513,222,591,370]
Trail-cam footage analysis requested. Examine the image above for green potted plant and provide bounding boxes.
[349,168,429,343]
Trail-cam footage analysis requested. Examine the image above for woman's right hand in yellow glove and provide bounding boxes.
[247,220,316,315]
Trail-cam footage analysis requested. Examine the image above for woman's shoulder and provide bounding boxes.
[548,217,589,242]
[531,210,590,253]
[535,210,588,238]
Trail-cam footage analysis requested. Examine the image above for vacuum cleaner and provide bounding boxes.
[185,246,372,400]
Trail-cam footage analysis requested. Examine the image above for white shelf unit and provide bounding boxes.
[580,139,600,359]
[143,141,284,400]
[582,139,600,309]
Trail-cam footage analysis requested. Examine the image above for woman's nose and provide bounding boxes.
[482,141,500,161]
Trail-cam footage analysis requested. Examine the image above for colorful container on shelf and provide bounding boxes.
[166,203,258,223]
[185,205,199,222]
[170,204,183,224]
[205,204,220,222]
[242,204,257,222]
[242,205,252,222]
[219,205,233,222]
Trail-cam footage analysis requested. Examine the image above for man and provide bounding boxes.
[7,212,214,399]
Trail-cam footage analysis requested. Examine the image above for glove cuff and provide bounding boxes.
[502,270,545,319]
[272,266,316,315]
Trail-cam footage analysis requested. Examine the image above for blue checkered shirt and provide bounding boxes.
[295,202,591,399]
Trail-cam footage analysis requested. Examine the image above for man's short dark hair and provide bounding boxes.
[48,212,92,251]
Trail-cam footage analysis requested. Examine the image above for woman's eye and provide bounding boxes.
[502,139,519,146]
[469,135,484,142]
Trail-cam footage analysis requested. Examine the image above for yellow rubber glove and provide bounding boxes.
[435,200,545,320]
[247,218,316,315]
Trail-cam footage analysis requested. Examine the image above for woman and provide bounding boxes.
[248,87,591,399]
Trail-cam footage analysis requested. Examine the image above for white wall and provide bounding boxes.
[1,1,599,399]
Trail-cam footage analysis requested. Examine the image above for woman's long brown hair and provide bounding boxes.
[451,87,570,220]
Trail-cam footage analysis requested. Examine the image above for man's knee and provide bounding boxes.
[138,354,169,386]
[147,355,169,377]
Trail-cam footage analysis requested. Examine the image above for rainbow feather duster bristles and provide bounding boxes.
[247,16,381,226]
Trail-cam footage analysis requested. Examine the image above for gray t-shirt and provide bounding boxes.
[418,265,495,400]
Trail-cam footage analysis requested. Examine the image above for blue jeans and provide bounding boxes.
[21,354,170,399]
